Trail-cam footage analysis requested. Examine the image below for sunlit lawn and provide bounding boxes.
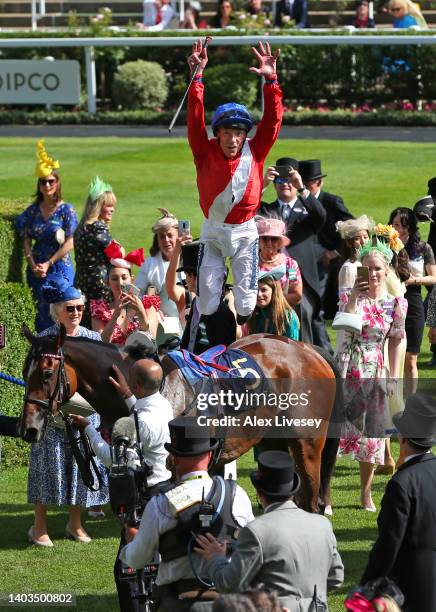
[1,137,435,610]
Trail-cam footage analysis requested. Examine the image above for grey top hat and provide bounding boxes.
[393,393,436,447]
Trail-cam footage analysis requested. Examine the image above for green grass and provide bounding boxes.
[0,447,400,612]
[1,137,435,609]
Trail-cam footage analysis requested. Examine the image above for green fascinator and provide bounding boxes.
[88,175,112,202]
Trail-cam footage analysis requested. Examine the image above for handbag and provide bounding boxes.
[332,311,362,334]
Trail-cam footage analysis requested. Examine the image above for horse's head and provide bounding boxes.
[20,323,77,443]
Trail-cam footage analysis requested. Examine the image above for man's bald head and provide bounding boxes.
[129,359,163,396]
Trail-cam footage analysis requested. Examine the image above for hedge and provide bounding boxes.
[1,108,436,127]
[0,200,36,467]
[0,283,36,468]
[2,32,436,111]
[0,200,27,284]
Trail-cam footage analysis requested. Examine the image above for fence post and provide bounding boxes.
[85,46,97,114]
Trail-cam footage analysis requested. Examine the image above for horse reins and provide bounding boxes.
[24,348,102,492]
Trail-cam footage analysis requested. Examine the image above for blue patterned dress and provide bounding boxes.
[27,325,109,507]
[15,202,78,332]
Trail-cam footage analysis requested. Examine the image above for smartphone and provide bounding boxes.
[0,324,5,349]
[146,284,157,296]
[357,266,369,284]
[123,283,140,297]
[275,165,293,178]
[178,220,191,236]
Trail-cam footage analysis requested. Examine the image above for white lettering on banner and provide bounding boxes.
[0,60,80,105]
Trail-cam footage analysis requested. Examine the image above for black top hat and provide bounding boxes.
[414,196,435,223]
[427,177,436,198]
[164,416,218,457]
[299,159,327,182]
[250,450,301,498]
[176,241,200,273]
[393,393,436,447]
[275,157,299,171]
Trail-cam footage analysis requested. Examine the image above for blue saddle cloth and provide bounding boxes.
[168,345,273,419]
[167,345,264,388]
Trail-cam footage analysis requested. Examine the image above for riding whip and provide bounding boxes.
[168,36,213,133]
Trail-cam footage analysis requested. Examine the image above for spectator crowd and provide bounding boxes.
[1,37,436,612]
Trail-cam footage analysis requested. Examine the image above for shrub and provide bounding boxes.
[0,200,28,284]
[112,60,168,110]
[0,282,36,468]
[203,64,258,111]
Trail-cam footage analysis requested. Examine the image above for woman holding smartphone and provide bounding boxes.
[256,216,303,307]
[91,241,159,345]
[336,239,407,512]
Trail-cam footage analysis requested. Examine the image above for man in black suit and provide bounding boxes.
[361,393,436,612]
[258,157,330,348]
[274,0,308,28]
[299,159,354,320]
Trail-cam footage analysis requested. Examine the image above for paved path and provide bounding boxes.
[1,124,436,141]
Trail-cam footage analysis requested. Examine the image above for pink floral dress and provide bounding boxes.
[336,291,407,464]
[90,295,160,346]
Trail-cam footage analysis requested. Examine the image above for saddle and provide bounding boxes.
[167,345,269,417]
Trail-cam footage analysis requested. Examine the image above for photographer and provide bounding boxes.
[70,359,173,612]
[120,416,254,611]
[195,451,344,611]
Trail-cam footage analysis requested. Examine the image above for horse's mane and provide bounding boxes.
[65,336,121,353]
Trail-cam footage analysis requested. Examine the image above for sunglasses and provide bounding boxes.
[390,7,402,11]
[65,304,84,313]
[39,178,57,186]
[274,177,292,184]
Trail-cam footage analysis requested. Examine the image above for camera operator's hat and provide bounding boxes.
[393,393,436,447]
[414,196,435,223]
[299,159,327,182]
[275,157,299,171]
[176,241,200,273]
[428,177,436,198]
[165,416,219,457]
[251,450,300,497]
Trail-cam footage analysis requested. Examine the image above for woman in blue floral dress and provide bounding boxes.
[27,277,108,547]
[336,239,407,512]
[15,141,77,332]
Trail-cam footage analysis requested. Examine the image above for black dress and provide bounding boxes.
[405,241,435,354]
[74,220,112,327]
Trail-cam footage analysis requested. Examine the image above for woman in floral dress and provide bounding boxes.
[74,176,116,328]
[336,239,407,511]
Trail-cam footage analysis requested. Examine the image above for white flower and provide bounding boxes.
[282,15,290,22]
[239,12,246,19]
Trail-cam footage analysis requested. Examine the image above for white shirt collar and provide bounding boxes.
[278,196,298,208]
[404,450,431,463]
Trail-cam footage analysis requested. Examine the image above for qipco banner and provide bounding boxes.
[0,60,80,105]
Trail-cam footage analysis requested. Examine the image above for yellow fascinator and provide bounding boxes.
[374,223,404,254]
[35,139,60,178]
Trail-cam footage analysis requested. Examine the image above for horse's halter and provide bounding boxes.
[24,347,71,418]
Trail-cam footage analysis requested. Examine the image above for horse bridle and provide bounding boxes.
[24,346,102,492]
[24,348,71,419]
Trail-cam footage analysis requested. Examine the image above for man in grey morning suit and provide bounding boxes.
[195,450,344,611]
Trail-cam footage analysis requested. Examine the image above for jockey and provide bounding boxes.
[187,39,283,324]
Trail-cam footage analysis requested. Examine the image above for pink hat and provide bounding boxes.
[256,217,290,248]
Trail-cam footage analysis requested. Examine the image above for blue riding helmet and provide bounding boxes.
[211,102,253,136]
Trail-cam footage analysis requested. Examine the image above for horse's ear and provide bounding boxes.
[57,323,67,350]
[22,324,36,344]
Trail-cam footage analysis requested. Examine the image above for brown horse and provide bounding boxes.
[20,326,341,512]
